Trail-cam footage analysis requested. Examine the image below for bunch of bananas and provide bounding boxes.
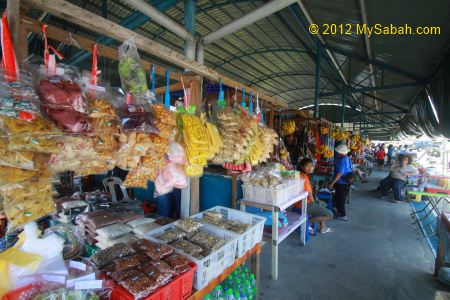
[363,138,370,145]
[351,134,361,142]
[350,140,362,152]
[279,148,289,161]
[281,120,296,136]
[331,129,350,141]
[320,127,330,135]
[180,114,209,177]
[318,145,333,158]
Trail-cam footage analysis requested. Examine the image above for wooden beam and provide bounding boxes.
[7,0,21,61]
[154,82,184,94]
[22,16,182,80]
[22,0,287,108]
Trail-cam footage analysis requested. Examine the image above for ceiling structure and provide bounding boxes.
[22,0,450,138]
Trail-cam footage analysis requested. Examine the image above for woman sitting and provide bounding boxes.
[294,158,333,233]
[379,154,417,202]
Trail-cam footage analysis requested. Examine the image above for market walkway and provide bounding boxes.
[258,171,449,300]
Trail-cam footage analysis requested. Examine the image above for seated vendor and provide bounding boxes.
[294,158,333,233]
[379,154,417,202]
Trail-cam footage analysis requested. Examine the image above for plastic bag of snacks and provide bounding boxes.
[48,136,97,172]
[8,134,60,153]
[152,104,177,139]
[0,148,35,169]
[0,179,54,231]
[38,64,86,113]
[82,81,118,120]
[91,242,135,268]
[0,115,60,135]
[118,37,148,96]
[120,272,159,299]
[167,141,185,164]
[90,118,120,135]
[123,167,147,188]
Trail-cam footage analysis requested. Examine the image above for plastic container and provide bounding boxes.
[243,181,304,206]
[146,224,238,290]
[190,206,266,258]
[2,282,45,300]
[111,262,196,300]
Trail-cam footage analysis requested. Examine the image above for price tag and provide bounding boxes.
[74,280,103,290]
[66,273,96,288]
[69,260,87,271]
[42,275,66,284]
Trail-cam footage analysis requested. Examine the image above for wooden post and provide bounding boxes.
[231,174,238,209]
[188,76,203,214]
[7,0,21,61]
[268,109,275,129]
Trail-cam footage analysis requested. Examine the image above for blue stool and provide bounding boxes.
[317,191,333,211]
[305,216,316,241]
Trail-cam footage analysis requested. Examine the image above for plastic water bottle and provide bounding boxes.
[203,293,211,300]
[244,268,250,280]
[226,275,234,290]
[244,280,253,300]
[234,278,243,294]
[241,273,246,282]
[249,274,257,299]
[234,291,241,300]
[240,292,248,300]
[224,289,235,300]
[212,286,224,300]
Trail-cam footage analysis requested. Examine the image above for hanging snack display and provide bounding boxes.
[152,104,177,139]
[281,120,296,136]
[180,114,209,177]
[118,37,148,96]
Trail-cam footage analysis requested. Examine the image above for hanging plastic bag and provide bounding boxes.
[118,37,148,96]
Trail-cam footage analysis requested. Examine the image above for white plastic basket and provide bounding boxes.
[145,223,238,290]
[190,206,266,258]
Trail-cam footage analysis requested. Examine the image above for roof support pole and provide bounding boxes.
[314,41,322,118]
[184,0,196,61]
[341,83,345,128]
[202,0,296,45]
[124,0,195,42]
[353,105,357,131]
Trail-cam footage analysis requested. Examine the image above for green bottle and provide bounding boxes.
[203,293,211,300]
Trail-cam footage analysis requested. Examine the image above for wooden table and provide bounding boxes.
[188,243,261,300]
[240,192,308,280]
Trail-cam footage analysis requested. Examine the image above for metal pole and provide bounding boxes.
[341,83,345,128]
[184,0,196,60]
[203,0,296,45]
[353,105,356,131]
[314,41,321,118]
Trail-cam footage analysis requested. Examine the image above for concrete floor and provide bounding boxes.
[258,171,450,300]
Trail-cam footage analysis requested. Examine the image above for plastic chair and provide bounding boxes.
[102,177,130,202]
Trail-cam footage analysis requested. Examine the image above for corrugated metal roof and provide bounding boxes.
[24,0,450,135]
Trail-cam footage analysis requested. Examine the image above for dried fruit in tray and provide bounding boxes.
[175,219,203,233]
[91,242,135,268]
[115,256,140,272]
[169,239,203,258]
[0,179,54,231]
[164,254,191,272]
[188,231,225,252]
[111,268,140,282]
[156,228,186,243]
[120,272,159,299]
[142,242,173,260]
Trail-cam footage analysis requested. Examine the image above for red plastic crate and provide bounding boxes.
[111,262,197,300]
[2,282,44,300]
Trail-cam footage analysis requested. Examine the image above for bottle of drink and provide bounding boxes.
[240,292,248,300]
[226,275,234,290]
[234,291,241,300]
[224,289,235,300]
[244,268,250,280]
[203,293,212,300]
[234,278,243,294]
[249,274,257,299]
[244,280,253,300]
[212,286,224,300]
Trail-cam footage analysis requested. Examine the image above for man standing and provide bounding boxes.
[375,145,386,171]
[387,144,394,165]
[328,144,352,221]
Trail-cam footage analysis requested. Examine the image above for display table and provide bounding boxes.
[188,243,261,300]
[240,191,308,280]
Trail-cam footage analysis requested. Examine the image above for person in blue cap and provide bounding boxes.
[328,144,352,221]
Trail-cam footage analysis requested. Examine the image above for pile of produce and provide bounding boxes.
[281,120,296,136]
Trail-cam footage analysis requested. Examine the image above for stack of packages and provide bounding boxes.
[180,114,209,177]
[155,219,225,259]
[212,107,240,164]
[91,240,193,299]
[258,127,279,162]
[0,68,57,232]
[197,211,251,234]
[75,208,142,248]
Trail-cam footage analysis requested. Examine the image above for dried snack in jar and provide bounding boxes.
[156,228,186,243]
[175,219,203,234]
[0,179,54,231]
[91,242,135,268]
[145,243,174,260]
[164,254,191,272]
[120,272,157,299]
[188,231,225,252]
[169,239,203,258]
[115,256,140,272]
[111,268,140,282]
